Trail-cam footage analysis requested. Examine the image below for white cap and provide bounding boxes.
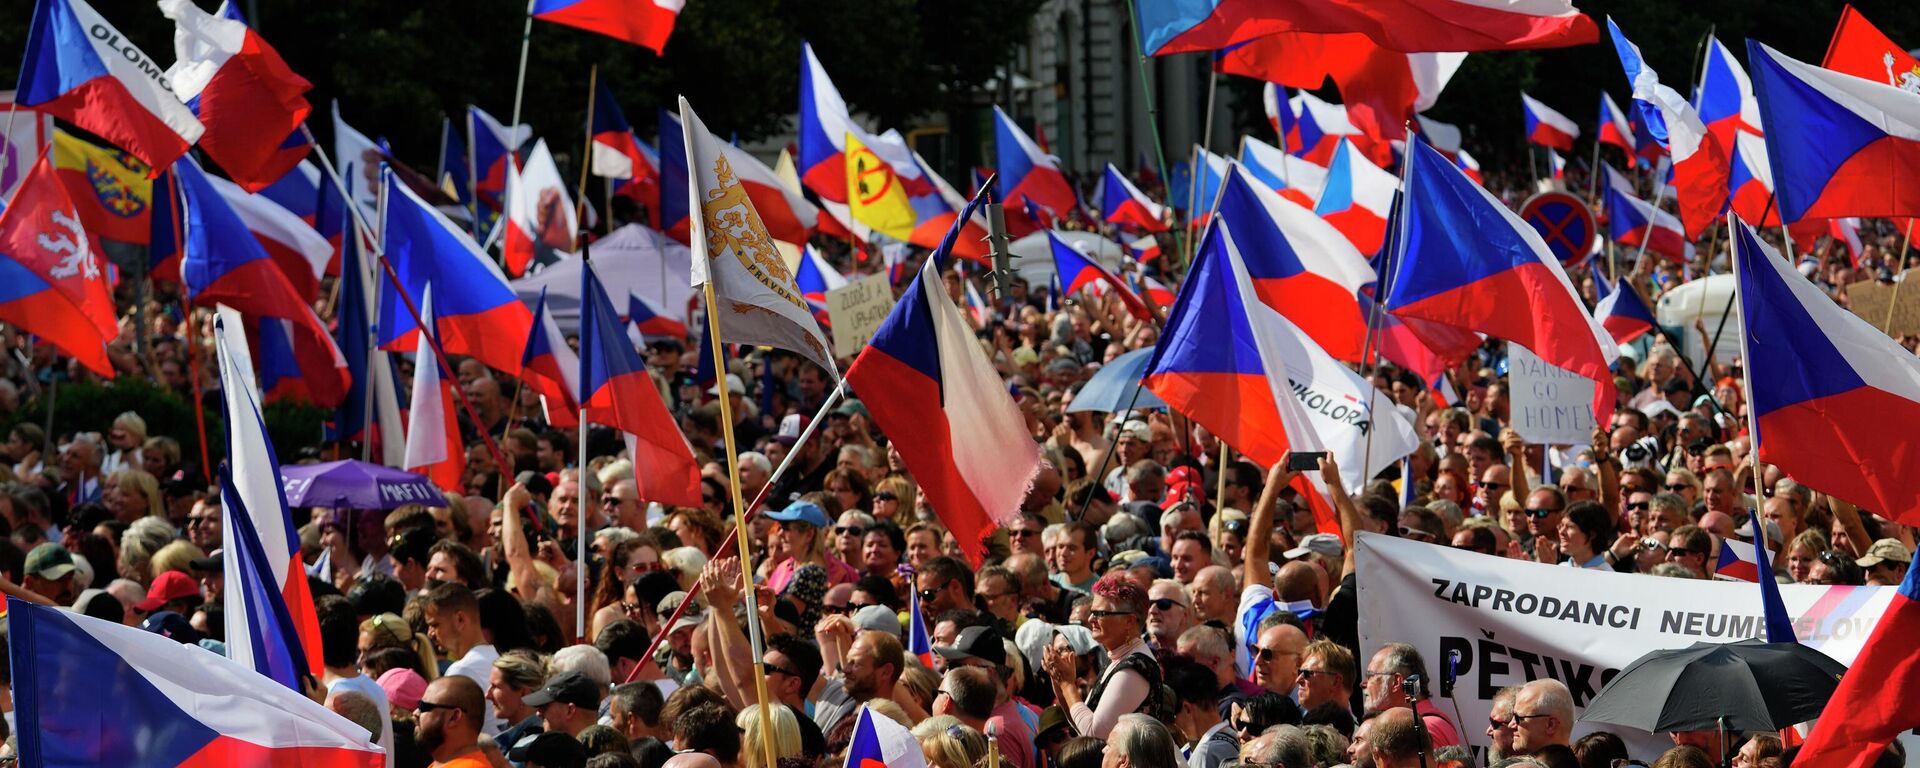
[707,373,746,396]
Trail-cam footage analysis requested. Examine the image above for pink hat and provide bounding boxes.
[378,668,427,710]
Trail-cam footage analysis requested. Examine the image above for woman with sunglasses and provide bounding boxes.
[1041,573,1161,739]
[830,511,874,567]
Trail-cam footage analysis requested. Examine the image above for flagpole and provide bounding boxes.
[508,0,537,141]
[1882,221,1915,334]
[700,275,780,768]
[1361,123,1420,485]
[1728,211,1772,559]
[1120,0,1172,199]
[620,383,848,686]
[573,65,599,251]
[171,171,215,484]
[1587,134,1603,203]
[576,259,593,643]
[467,110,482,240]
[604,177,614,235]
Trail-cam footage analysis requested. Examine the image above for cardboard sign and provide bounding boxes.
[1507,343,1595,446]
[826,274,896,357]
[1846,273,1920,337]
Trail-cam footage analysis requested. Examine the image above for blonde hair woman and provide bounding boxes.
[913,715,988,768]
[105,469,164,523]
[735,702,803,768]
[148,540,205,579]
[103,411,147,476]
[359,612,440,680]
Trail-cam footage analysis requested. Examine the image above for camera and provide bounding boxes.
[1621,436,1661,469]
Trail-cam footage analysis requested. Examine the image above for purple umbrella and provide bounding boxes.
[280,460,449,510]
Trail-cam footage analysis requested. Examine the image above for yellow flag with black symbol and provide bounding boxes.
[844,132,916,241]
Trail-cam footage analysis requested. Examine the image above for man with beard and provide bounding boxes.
[811,629,911,736]
[1362,643,1459,748]
[417,675,488,767]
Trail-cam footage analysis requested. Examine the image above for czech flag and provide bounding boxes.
[531,0,681,54]
[1733,216,1920,527]
[1128,234,1164,263]
[589,78,659,222]
[7,597,382,767]
[1385,140,1618,424]
[1134,0,1596,57]
[204,171,331,302]
[581,260,701,506]
[328,218,404,454]
[798,41,857,202]
[379,167,533,376]
[50,129,152,246]
[844,253,1041,565]
[1214,33,1465,143]
[907,585,934,666]
[1598,90,1637,158]
[468,105,527,217]
[179,156,348,407]
[845,705,924,768]
[521,287,580,429]
[402,295,464,493]
[994,106,1078,216]
[16,0,204,171]
[158,0,311,192]
[1713,535,1765,582]
[1747,40,1920,223]
[1795,540,1920,767]
[1455,149,1484,184]
[1608,19,1729,238]
[1291,91,1374,165]
[209,310,324,684]
[1047,230,1153,321]
[1523,92,1581,151]
[1592,275,1656,345]
[1696,37,1763,154]
[0,155,117,378]
[1241,135,1328,208]
[439,116,471,210]
[628,291,689,339]
[660,110,818,247]
[1218,164,1375,362]
[796,244,848,302]
[1728,131,1781,226]
[1100,163,1168,232]
[1265,83,1296,148]
[1600,165,1690,263]
[1314,138,1397,256]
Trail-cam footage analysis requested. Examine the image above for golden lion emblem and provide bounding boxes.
[701,155,806,312]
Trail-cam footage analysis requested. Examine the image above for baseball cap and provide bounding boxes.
[188,551,225,573]
[142,611,201,644]
[378,668,427,711]
[778,413,809,439]
[1011,348,1040,368]
[25,542,74,580]
[1856,538,1914,568]
[764,500,830,529]
[1284,533,1344,560]
[510,732,588,768]
[853,604,901,635]
[934,625,1007,667]
[707,373,746,396]
[522,671,601,709]
[137,571,203,613]
[1117,420,1151,443]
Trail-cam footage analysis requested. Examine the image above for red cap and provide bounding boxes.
[137,571,203,613]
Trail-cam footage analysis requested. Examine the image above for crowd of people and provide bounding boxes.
[0,156,1913,768]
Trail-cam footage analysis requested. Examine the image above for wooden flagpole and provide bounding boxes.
[573,66,599,251]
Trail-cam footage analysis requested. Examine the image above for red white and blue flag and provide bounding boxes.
[1128,234,1164,264]
[1696,38,1763,155]
[1314,138,1397,256]
[1600,165,1690,263]
[1099,163,1168,232]
[205,171,332,302]
[0,155,117,378]
[589,78,659,223]
[1732,216,1920,527]
[531,0,681,54]
[1214,33,1464,143]
[1747,40,1920,223]
[1795,540,1920,766]
[16,0,205,170]
[628,291,689,339]
[1133,0,1596,57]
[378,167,533,375]
[845,704,928,768]
[402,294,464,493]
[1384,140,1618,424]
[520,287,580,430]
[1608,18,1729,238]
[1523,92,1581,151]
[1597,90,1636,159]
[994,106,1078,216]
[1240,135,1328,208]
[210,307,326,687]
[581,261,701,506]
[1047,231,1153,321]
[907,584,934,667]
[159,0,311,192]
[467,105,528,218]
[795,244,848,302]
[844,236,1041,565]
[1728,131,1781,226]
[1592,275,1656,345]
[7,597,382,767]
[1218,164,1376,362]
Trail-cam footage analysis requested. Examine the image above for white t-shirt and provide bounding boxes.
[446,643,502,734]
[328,674,395,768]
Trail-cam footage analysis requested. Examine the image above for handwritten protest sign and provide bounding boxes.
[1508,343,1595,445]
[826,274,896,357]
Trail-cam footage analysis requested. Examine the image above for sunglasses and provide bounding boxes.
[1665,484,1692,492]
[821,604,851,615]
[1398,527,1435,541]
[415,699,462,715]
[1626,501,1651,512]
[1474,481,1508,491]
[1148,597,1186,611]
[834,526,866,536]
[1011,529,1041,539]
[1666,547,1699,557]
[1087,608,1133,620]
[875,492,898,502]
[1640,540,1669,552]
[848,601,883,612]
[1255,646,1299,662]
[1224,520,1249,536]
[1525,508,1561,519]
[919,588,941,604]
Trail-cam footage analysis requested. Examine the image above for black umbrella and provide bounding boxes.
[1581,639,1846,734]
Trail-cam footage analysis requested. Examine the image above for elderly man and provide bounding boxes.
[1145,580,1193,652]
[1103,713,1181,768]
[1239,724,1313,768]
[1296,639,1355,715]
[1362,643,1459,748]
[1473,464,1511,518]
[1367,708,1432,768]
[1857,539,1913,587]
[1187,565,1237,627]
[1509,679,1574,751]
[1486,686,1520,763]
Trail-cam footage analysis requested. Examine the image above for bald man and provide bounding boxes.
[1368,708,1431,768]
[418,676,488,767]
[1510,678,1574,751]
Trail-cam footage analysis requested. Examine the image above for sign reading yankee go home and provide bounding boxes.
[1357,533,1897,762]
